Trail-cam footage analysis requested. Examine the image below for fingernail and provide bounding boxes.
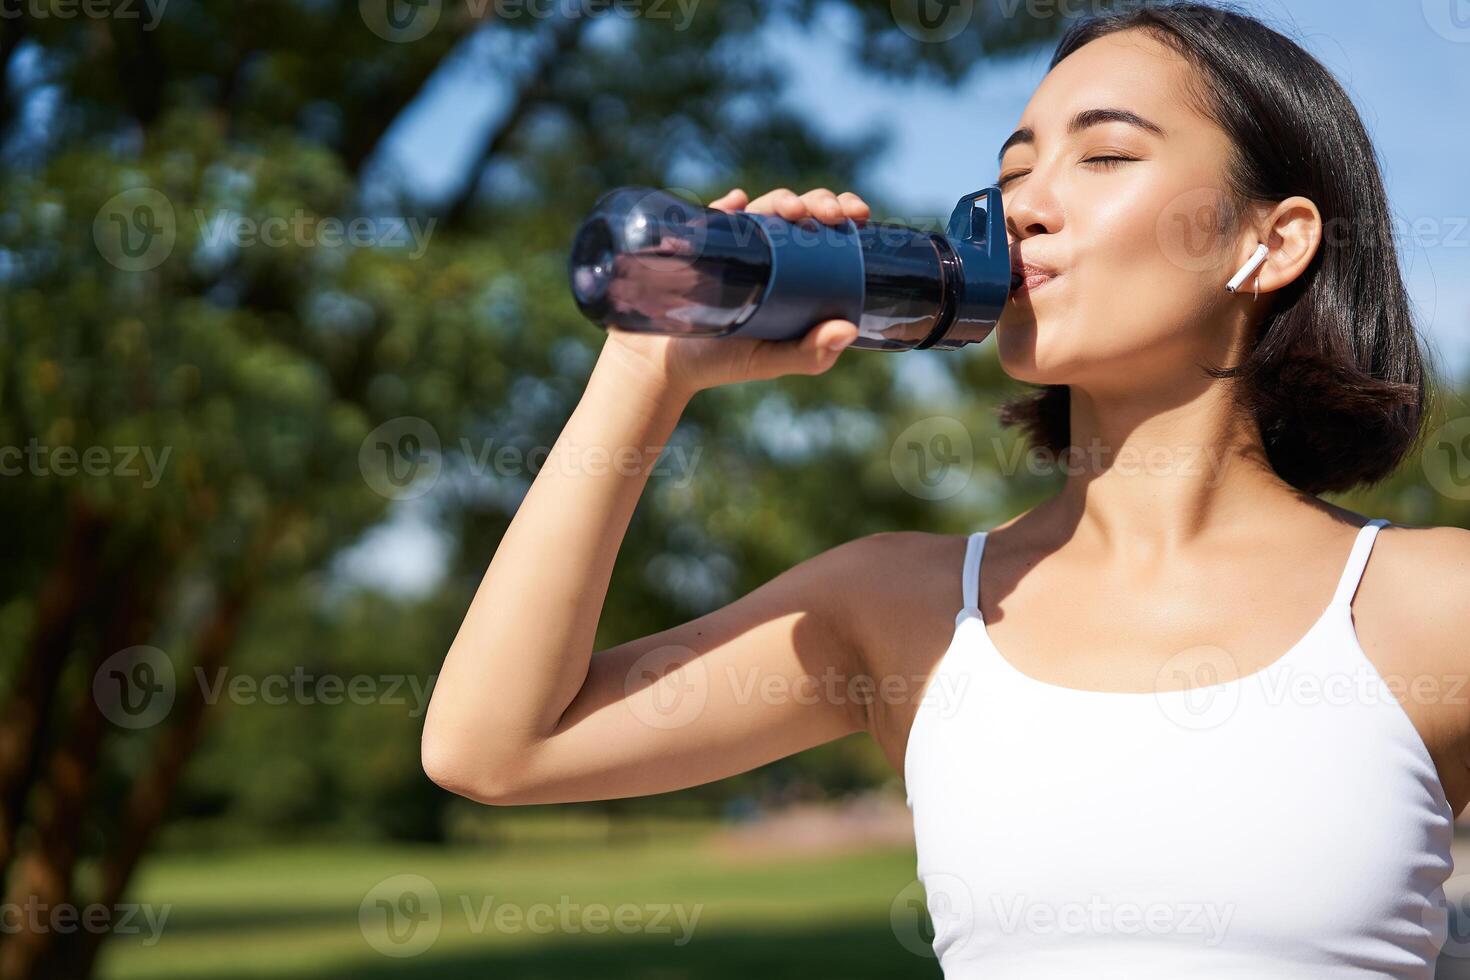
[825,335,855,352]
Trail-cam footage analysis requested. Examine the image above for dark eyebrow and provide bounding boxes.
[997,108,1166,165]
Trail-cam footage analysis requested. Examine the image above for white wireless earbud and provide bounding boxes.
[1225,243,1269,295]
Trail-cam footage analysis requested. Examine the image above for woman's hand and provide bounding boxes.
[598,186,870,400]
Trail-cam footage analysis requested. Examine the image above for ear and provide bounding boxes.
[1241,196,1322,295]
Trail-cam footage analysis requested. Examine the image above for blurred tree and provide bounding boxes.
[0,1,1084,976]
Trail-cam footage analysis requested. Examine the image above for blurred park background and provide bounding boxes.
[2,0,1469,977]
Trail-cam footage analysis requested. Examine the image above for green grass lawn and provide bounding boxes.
[95,822,939,979]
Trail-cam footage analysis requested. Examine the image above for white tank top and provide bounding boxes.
[903,518,1455,978]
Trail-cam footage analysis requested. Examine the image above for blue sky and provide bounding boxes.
[387,0,1470,377]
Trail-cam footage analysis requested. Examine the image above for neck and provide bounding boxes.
[1045,379,1299,549]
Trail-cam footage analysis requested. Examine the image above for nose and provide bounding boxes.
[1003,178,1062,242]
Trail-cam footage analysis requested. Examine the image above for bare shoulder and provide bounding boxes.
[1357,522,1470,677]
[825,529,971,679]
[808,530,973,759]
[829,530,969,608]
[1368,522,1470,608]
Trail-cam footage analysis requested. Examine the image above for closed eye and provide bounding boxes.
[997,155,1138,188]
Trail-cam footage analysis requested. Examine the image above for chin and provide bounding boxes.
[994,317,1073,385]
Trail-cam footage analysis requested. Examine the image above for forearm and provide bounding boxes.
[423,342,692,767]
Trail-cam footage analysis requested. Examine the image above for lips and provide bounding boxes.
[1009,260,1061,294]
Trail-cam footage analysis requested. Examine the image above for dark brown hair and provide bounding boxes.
[998,1,1435,495]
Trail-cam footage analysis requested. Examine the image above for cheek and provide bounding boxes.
[1072,182,1232,338]
[1149,184,1239,284]
[1086,178,1233,291]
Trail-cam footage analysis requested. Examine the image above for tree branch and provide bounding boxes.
[0,497,109,893]
[0,556,164,980]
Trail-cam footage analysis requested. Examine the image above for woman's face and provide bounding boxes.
[994,29,1251,389]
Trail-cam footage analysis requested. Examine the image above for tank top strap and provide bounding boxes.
[961,530,986,612]
[1329,518,1391,608]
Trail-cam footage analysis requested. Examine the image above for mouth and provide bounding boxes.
[1010,262,1061,296]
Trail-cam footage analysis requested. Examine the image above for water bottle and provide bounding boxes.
[568,186,1013,352]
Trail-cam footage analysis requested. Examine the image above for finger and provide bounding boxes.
[808,318,860,356]
[837,191,871,221]
[770,188,810,222]
[746,187,805,220]
[747,319,860,380]
[709,187,748,213]
[743,187,789,214]
[801,188,845,224]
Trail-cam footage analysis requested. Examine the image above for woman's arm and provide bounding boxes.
[421,186,876,805]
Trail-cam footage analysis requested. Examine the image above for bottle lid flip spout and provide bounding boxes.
[933,186,1012,349]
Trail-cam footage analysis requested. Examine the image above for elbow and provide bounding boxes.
[420,732,519,805]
